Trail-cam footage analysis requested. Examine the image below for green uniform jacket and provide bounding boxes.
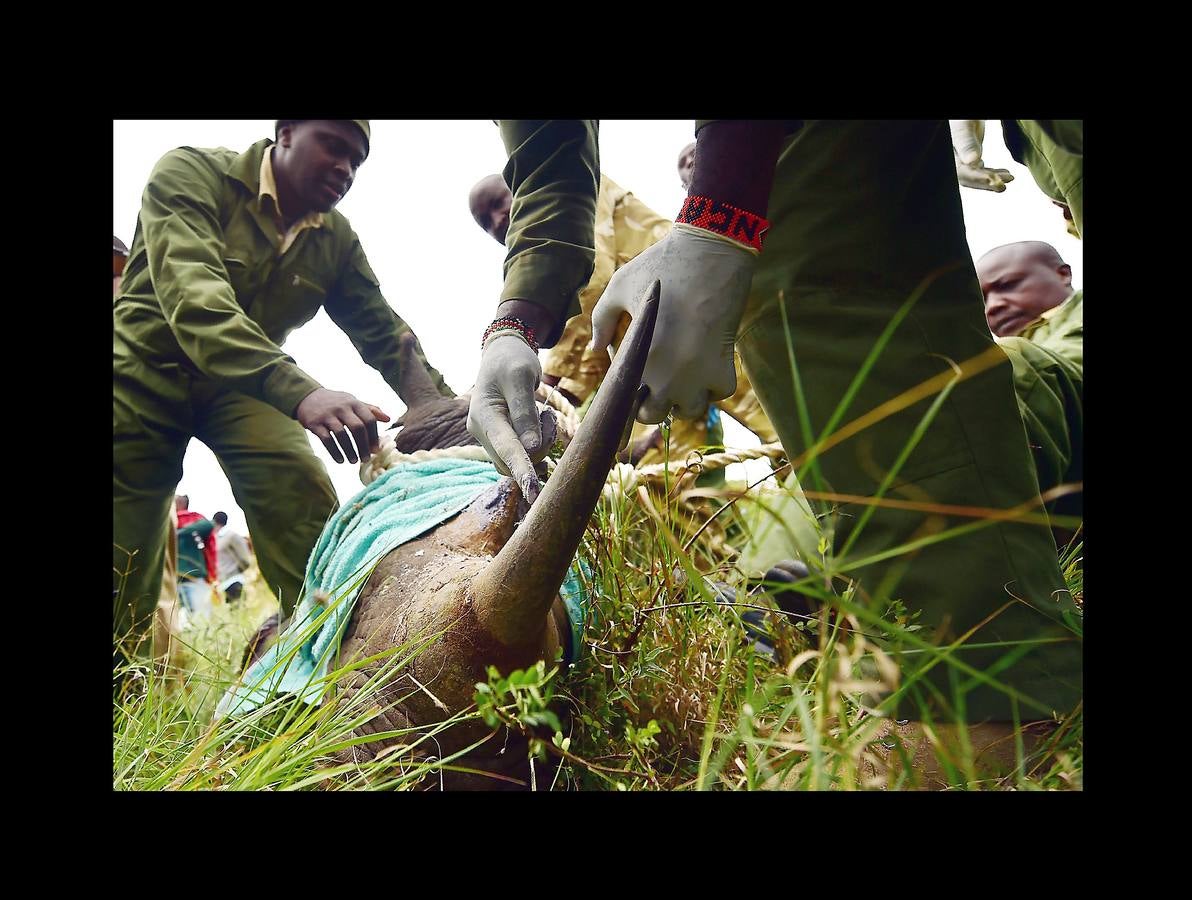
[1022,288,1082,366]
[1001,119,1083,238]
[498,121,599,347]
[998,290,1083,514]
[114,138,450,417]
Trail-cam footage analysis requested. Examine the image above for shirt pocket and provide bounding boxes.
[223,256,262,304]
[259,268,329,344]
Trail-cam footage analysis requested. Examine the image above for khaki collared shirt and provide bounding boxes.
[259,150,325,255]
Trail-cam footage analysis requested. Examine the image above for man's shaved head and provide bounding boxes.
[677,141,696,191]
[980,240,1068,272]
[976,241,1074,337]
[468,174,512,245]
[113,235,129,297]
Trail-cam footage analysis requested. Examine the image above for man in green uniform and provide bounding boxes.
[115,233,186,668]
[114,119,453,639]
[951,119,1083,238]
[977,241,1082,528]
[176,505,216,618]
[465,121,1080,741]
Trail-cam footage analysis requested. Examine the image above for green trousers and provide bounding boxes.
[1004,119,1083,238]
[113,331,338,636]
[734,121,1081,723]
[999,335,1083,524]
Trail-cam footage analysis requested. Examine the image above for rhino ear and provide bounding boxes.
[398,332,452,411]
[539,407,558,452]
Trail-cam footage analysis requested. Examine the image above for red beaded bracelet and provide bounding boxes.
[482,315,540,353]
[676,195,770,252]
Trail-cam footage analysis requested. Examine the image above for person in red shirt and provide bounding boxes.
[174,495,217,617]
[175,495,218,582]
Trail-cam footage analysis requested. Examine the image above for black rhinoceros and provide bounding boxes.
[230,283,660,790]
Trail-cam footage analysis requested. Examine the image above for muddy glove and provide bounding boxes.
[590,222,756,424]
[467,330,547,504]
[950,119,1015,192]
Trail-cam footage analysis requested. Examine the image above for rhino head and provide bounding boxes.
[331,284,659,788]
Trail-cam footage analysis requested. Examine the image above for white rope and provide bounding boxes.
[361,421,786,505]
[359,437,493,485]
[636,442,786,480]
[535,385,582,432]
[600,442,787,503]
[361,391,582,487]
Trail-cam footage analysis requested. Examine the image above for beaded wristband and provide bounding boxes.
[483,326,531,352]
[676,195,770,252]
[482,315,539,353]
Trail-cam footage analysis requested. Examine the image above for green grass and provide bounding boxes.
[113,495,1082,791]
[114,573,498,791]
[113,274,1082,790]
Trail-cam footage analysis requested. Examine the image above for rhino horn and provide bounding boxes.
[469,281,660,649]
[397,331,452,410]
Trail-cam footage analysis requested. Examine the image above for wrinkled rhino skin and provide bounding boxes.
[333,479,567,789]
[312,284,659,790]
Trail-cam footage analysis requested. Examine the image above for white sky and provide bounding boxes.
[114,120,1083,536]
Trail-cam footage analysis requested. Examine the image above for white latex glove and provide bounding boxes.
[949,119,1015,192]
[466,331,546,503]
[590,222,756,424]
